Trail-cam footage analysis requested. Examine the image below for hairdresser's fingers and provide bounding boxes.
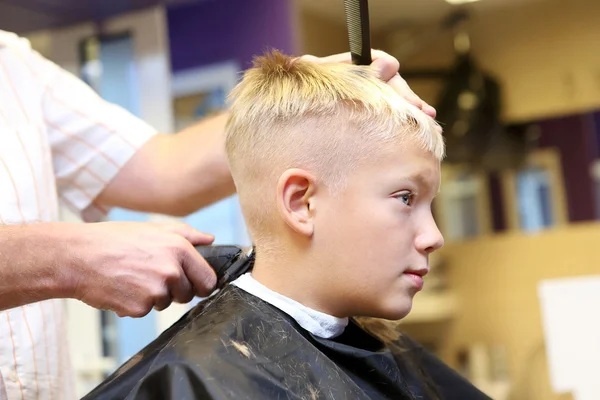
[368,50,400,82]
[179,241,217,297]
[385,73,437,119]
[153,295,173,312]
[298,53,348,64]
[423,101,437,120]
[385,74,437,119]
[169,268,195,304]
[158,222,215,246]
[297,54,320,63]
[301,49,397,68]
[387,73,423,108]
[369,52,433,114]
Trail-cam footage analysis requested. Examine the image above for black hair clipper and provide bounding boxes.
[195,245,255,289]
[344,0,373,66]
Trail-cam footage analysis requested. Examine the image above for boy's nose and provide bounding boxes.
[415,220,444,254]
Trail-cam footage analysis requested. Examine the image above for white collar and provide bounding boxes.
[231,273,348,339]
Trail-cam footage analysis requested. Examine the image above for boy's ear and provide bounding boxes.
[276,168,317,237]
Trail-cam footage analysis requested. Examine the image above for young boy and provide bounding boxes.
[83,51,491,400]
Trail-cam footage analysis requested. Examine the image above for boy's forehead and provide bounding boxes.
[366,145,441,185]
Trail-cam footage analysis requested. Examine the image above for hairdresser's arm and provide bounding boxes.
[95,112,235,216]
[95,50,435,216]
[0,221,216,313]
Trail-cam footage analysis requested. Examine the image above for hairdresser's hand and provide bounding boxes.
[63,221,216,317]
[300,49,436,119]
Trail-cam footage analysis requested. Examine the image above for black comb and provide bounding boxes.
[344,0,372,65]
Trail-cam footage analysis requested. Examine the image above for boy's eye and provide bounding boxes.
[396,192,414,206]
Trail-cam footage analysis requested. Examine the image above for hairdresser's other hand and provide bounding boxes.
[63,221,216,318]
[300,49,436,119]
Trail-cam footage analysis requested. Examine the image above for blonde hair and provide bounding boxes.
[225,50,444,242]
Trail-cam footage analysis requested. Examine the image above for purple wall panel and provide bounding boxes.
[537,113,598,222]
[166,0,297,72]
[595,111,600,157]
[488,172,506,232]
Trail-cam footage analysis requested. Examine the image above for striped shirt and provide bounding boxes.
[0,30,157,400]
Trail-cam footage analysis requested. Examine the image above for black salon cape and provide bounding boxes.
[82,286,491,400]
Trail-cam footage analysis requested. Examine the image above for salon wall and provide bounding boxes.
[166,0,297,72]
[436,223,600,400]
[471,0,600,124]
[380,0,600,124]
[298,8,349,57]
[297,7,389,59]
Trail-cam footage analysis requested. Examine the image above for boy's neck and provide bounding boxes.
[250,250,344,318]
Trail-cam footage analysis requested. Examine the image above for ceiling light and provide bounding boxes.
[445,0,481,4]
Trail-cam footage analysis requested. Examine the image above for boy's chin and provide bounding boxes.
[365,299,414,321]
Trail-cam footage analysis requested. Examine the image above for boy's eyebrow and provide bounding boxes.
[403,172,429,186]
[402,171,440,195]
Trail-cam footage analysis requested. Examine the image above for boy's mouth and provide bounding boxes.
[402,267,429,291]
[403,267,429,277]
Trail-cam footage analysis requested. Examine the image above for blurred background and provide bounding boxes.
[2,0,599,398]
